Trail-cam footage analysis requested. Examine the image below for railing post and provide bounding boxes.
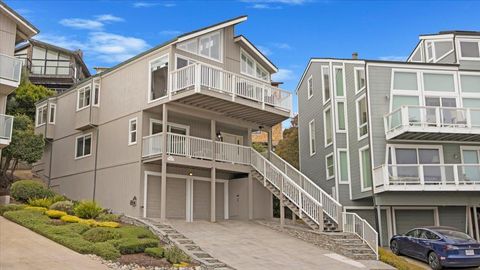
[419,165,425,186]
[231,75,236,101]
[168,73,173,100]
[362,221,366,243]
[436,107,441,127]
[401,106,409,127]
[261,85,265,110]
[466,108,472,128]
[298,192,302,218]
[195,64,201,93]
[453,164,459,186]
[263,159,267,186]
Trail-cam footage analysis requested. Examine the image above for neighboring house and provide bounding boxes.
[15,39,90,93]
[0,1,38,148]
[33,16,296,223]
[251,123,283,146]
[297,30,480,246]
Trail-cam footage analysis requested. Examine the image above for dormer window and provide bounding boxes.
[77,86,91,110]
[36,104,48,127]
[459,40,480,60]
[177,30,223,62]
[240,49,270,82]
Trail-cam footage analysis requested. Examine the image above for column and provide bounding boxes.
[210,119,216,222]
[160,104,168,221]
[247,128,253,220]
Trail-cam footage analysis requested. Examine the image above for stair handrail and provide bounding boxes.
[342,212,379,259]
[269,151,343,224]
[250,149,324,226]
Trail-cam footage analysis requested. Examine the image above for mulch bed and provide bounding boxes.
[118,253,171,268]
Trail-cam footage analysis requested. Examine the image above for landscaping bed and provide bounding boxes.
[1,180,196,269]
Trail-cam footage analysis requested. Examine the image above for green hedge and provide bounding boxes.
[10,180,55,203]
[145,247,164,258]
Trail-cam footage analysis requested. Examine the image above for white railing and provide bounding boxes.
[0,54,22,83]
[215,141,250,165]
[343,212,378,259]
[142,133,163,157]
[170,63,292,112]
[374,164,480,192]
[167,133,213,160]
[384,105,480,135]
[250,149,324,226]
[0,114,13,141]
[269,152,342,224]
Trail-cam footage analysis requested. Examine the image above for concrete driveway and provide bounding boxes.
[0,217,109,270]
[168,219,390,270]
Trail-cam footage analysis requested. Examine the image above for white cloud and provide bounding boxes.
[379,56,407,61]
[257,45,272,56]
[60,18,104,30]
[250,3,281,9]
[273,42,292,49]
[272,68,295,82]
[133,2,175,8]
[159,30,181,36]
[95,14,124,22]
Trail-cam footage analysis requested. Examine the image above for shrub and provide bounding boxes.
[379,248,424,270]
[83,227,121,243]
[24,206,47,212]
[78,219,98,227]
[74,201,103,219]
[113,238,159,254]
[97,221,120,228]
[45,210,67,219]
[28,197,54,208]
[49,200,74,214]
[164,246,190,264]
[10,180,55,203]
[145,247,165,258]
[116,225,157,239]
[51,194,67,203]
[91,242,121,260]
[0,204,25,215]
[61,215,81,223]
[96,213,120,222]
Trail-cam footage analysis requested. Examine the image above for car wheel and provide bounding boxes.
[390,240,400,255]
[428,251,442,270]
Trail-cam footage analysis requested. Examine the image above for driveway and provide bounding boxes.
[168,219,390,270]
[0,217,109,270]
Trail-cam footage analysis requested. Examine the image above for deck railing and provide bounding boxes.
[142,133,163,158]
[215,141,250,165]
[0,54,22,83]
[343,212,378,259]
[169,63,292,112]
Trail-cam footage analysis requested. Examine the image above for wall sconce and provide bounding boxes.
[216,132,222,140]
[130,196,137,207]
[189,172,193,176]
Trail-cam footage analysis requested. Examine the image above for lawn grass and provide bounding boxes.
[3,209,160,260]
[379,248,425,270]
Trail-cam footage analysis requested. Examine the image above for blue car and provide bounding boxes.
[390,226,480,270]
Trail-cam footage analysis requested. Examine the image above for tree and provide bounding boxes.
[0,115,45,188]
[6,80,55,120]
[274,125,299,169]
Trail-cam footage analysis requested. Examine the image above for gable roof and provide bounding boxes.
[234,35,278,73]
[0,1,39,40]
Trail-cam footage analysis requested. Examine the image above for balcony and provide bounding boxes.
[142,132,251,165]
[373,164,480,193]
[0,114,14,148]
[162,63,292,126]
[0,54,22,94]
[384,105,480,141]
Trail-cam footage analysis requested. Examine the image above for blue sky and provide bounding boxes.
[6,0,480,116]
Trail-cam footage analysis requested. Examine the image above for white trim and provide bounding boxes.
[92,81,100,107]
[308,119,316,156]
[149,118,190,136]
[74,133,92,160]
[457,38,480,61]
[356,94,368,141]
[177,16,246,43]
[174,53,197,70]
[408,42,424,62]
[334,66,345,97]
[337,148,350,184]
[359,145,372,192]
[307,75,313,100]
[76,85,91,112]
[240,48,270,83]
[354,67,366,93]
[392,207,439,235]
[128,117,138,146]
[325,152,335,180]
[323,105,333,147]
[48,103,56,124]
[321,66,331,105]
[234,35,278,72]
[35,104,47,127]
[177,30,224,63]
[0,5,38,35]
[335,100,347,133]
[147,53,170,104]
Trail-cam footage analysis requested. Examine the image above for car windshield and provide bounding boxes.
[436,230,473,241]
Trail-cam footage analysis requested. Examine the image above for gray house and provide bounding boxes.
[297,31,480,246]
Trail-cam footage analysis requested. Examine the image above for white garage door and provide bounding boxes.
[192,180,225,220]
[395,209,435,234]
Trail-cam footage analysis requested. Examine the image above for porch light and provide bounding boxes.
[216,132,222,140]
[189,172,193,176]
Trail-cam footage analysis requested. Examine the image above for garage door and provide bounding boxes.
[146,175,186,219]
[395,209,435,234]
[146,175,161,218]
[193,180,225,220]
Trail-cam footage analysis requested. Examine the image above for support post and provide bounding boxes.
[280,177,285,227]
[160,104,168,221]
[376,205,383,246]
[210,119,216,223]
[248,172,253,220]
[474,206,480,241]
[267,128,273,160]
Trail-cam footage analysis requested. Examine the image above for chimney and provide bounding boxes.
[93,67,109,74]
[75,49,83,58]
[352,52,358,59]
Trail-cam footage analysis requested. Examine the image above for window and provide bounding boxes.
[389,145,442,182]
[30,46,71,76]
[334,67,344,97]
[324,107,332,146]
[460,41,480,59]
[77,86,91,110]
[128,118,137,145]
[462,98,480,127]
[176,56,196,69]
[425,40,454,62]
[36,105,48,127]
[423,73,455,92]
[336,101,346,132]
[426,41,434,62]
[355,68,366,92]
[460,74,480,93]
[93,83,100,106]
[338,149,349,183]
[356,95,368,140]
[359,146,372,191]
[177,30,222,62]
[49,104,56,124]
[149,55,169,102]
[308,120,316,156]
[240,50,270,82]
[307,75,313,99]
[326,153,334,180]
[75,134,92,159]
[406,229,419,238]
[322,66,330,103]
[393,71,418,91]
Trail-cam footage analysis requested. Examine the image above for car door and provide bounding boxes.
[414,229,434,260]
[401,229,419,257]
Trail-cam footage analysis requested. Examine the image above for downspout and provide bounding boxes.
[47,139,53,188]
[89,80,100,201]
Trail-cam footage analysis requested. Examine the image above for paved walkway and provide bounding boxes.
[168,219,390,270]
[0,217,109,270]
